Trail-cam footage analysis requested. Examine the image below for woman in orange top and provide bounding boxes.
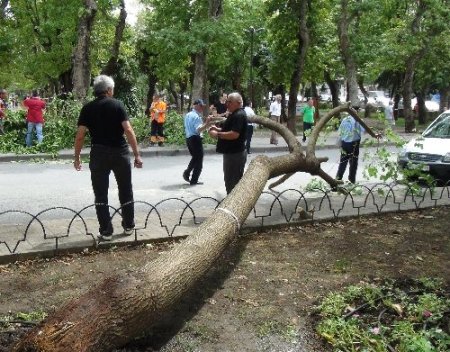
[149,94,167,146]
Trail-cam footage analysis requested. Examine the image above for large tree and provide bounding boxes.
[72,0,97,100]
[191,0,223,101]
[12,105,379,351]
[1,0,131,94]
[371,0,450,131]
[138,0,265,107]
[285,0,310,133]
[336,0,359,105]
[101,0,127,76]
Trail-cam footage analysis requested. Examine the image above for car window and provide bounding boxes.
[423,116,450,138]
[423,113,450,136]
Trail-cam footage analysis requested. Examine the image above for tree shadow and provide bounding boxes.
[116,236,251,351]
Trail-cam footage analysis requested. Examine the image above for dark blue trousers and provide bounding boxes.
[336,140,360,184]
[89,144,135,235]
[185,135,204,184]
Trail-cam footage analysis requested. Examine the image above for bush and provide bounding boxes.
[0,97,82,155]
[161,110,216,146]
[0,98,215,154]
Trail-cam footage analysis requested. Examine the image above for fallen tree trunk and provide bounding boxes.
[12,104,378,351]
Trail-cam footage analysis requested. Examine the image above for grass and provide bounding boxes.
[315,278,450,351]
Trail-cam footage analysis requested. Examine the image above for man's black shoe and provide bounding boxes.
[183,171,190,183]
[190,181,204,185]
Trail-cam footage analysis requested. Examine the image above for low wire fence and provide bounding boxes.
[1,182,449,261]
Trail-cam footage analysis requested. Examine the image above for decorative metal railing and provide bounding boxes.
[1,182,449,260]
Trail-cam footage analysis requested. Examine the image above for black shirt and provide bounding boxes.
[216,108,248,154]
[78,96,129,148]
[214,101,227,114]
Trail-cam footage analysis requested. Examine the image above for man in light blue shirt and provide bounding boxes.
[183,99,210,185]
[336,112,365,183]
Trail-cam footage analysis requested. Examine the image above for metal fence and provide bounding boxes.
[1,182,449,260]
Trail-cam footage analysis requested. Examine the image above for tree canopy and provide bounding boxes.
[0,0,449,126]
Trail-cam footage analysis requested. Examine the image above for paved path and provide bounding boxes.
[3,125,443,263]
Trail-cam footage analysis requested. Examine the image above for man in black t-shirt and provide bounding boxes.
[208,92,247,194]
[213,92,228,116]
[74,75,143,241]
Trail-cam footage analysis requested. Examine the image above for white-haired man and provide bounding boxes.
[74,75,143,241]
[208,92,248,194]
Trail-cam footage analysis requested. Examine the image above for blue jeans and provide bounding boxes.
[89,144,135,235]
[26,122,43,146]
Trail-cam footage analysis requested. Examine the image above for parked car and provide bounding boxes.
[401,98,439,112]
[398,110,450,183]
[367,91,390,109]
[319,92,332,102]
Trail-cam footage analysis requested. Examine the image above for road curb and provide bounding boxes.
[0,140,404,163]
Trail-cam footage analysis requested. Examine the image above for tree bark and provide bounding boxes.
[12,104,380,351]
[168,80,180,110]
[324,70,340,108]
[402,56,416,132]
[138,47,158,112]
[337,0,359,106]
[416,91,427,125]
[0,0,8,19]
[311,82,320,122]
[191,0,223,101]
[191,50,207,101]
[179,79,187,112]
[403,0,427,133]
[58,69,73,94]
[440,87,449,112]
[102,0,127,76]
[287,0,310,134]
[72,0,97,101]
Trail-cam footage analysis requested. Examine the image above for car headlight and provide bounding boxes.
[443,153,450,163]
[398,150,407,159]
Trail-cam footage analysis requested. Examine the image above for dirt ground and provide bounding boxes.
[1,206,449,351]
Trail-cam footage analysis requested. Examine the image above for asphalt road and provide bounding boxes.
[0,146,399,214]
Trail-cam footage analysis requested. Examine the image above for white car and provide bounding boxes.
[411,98,440,112]
[398,110,450,183]
[367,91,391,108]
[319,92,332,102]
[397,98,440,114]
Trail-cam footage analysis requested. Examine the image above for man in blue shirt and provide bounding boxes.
[336,112,365,184]
[183,99,211,185]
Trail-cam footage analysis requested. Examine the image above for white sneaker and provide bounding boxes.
[122,228,134,236]
[97,233,112,241]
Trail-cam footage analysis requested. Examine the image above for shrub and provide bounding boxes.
[0,97,82,155]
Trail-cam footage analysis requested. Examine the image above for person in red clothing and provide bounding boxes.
[23,90,46,146]
[0,89,7,134]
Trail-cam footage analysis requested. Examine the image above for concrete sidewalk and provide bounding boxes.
[1,179,448,263]
[1,125,429,263]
